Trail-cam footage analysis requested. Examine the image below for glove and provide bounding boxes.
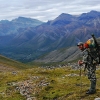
[78,60,83,66]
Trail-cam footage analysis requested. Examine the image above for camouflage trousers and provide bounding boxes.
[86,64,96,82]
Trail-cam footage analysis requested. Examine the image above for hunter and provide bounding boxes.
[77,41,98,94]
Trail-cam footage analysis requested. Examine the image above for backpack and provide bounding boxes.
[85,35,100,64]
[86,38,95,48]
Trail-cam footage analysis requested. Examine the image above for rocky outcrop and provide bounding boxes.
[6,76,50,100]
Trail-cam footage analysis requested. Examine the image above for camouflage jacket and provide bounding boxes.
[82,48,99,65]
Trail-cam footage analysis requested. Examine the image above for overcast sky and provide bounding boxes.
[0,0,100,22]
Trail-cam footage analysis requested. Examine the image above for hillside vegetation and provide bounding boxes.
[0,55,100,100]
[0,55,28,71]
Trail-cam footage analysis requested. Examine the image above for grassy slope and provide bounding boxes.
[0,55,100,100]
[37,67,100,100]
[0,55,30,70]
[0,63,100,100]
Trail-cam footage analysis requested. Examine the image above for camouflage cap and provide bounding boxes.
[77,42,83,46]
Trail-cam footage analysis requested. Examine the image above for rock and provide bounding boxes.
[94,98,100,100]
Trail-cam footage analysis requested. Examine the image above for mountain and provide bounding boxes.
[0,10,100,62]
[49,13,77,25]
[79,10,100,21]
[34,36,100,63]
[34,46,81,63]
[0,17,44,36]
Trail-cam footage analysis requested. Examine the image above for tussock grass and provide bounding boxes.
[0,57,100,100]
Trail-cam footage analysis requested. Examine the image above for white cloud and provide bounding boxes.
[0,0,100,22]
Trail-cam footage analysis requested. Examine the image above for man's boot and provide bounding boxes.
[86,80,96,94]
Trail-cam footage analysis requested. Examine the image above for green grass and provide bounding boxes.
[36,67,100,100]
[0,66,100,100]
[0,55,27,69]
[0,55,100,100]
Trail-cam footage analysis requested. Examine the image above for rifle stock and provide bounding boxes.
[91,34,100,64]
[91,34,99,50]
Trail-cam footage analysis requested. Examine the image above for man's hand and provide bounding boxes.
[78,60,83,66]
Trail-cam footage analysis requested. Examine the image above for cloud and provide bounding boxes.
[0,0,100,22]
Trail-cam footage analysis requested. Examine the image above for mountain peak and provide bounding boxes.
[49,13,76,25]
[89,10,100,13]
[12,16,43,24]
[57,13,73,19]
[88,10,100,16]
[12,17,36,22]
[60,13,72,16]
[79,10,100,19]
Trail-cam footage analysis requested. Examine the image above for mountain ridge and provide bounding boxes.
[0,17,44,36]
[0,10,100,62]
